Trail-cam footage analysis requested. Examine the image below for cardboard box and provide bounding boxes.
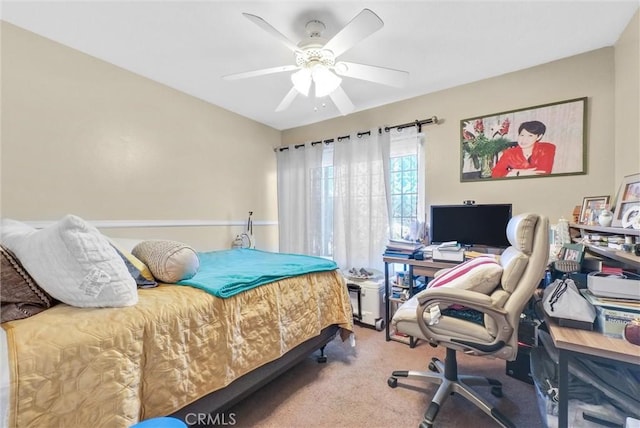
[587,272,640,300]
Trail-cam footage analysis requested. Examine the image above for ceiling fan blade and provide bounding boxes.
[223,65,299,80]
[323,9,383,57]
[275,87,299,112]
[243,13,301,53]
[329,86,355,116]
[334,61,409,88]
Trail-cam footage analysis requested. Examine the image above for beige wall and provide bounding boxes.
[284,42,637,225]
[614,9,640,184]
[2,11,638,250]
[1,22,280,251]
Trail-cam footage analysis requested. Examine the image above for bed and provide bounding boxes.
[0,216,353,427]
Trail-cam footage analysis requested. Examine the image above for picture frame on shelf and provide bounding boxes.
[579,195,610,225]
[612,173,640,227]
[559,243,585,263]
[459,97,587,182]
[621,206,640,229]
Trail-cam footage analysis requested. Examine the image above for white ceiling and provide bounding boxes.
[2,1,638,131]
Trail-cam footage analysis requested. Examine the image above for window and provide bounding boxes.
[309,146,334,257]
[389,131,421,240]
[311,133,421,257]
[277,128,423,269]
[389,154,418,239]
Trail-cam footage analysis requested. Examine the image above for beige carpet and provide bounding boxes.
[227,324,544,427]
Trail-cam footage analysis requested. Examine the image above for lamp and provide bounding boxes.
[291,68,312,96]
[291,63,342,98]
[312,64,341,97]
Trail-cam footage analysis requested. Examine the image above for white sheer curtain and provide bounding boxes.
[276,143,324,254]
[333,130,390,271]
[389,126,426,229]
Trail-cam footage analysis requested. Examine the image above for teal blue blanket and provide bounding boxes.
[177,248,338,298]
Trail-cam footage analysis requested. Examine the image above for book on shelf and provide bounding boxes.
[384,239,424,260]
[386,239,424,252]
[383,250,414,259]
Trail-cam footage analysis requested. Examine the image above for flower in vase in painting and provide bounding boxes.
[462,118,513,177]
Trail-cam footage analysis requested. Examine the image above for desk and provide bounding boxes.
[383,256,458,346]
[546,318,640,427]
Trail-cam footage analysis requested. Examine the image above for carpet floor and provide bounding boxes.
[227,323,544,427]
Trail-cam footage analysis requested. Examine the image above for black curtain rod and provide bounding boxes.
[380,116,439,134]
[275,116,437,152]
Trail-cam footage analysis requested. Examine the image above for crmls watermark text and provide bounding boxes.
[185,412,237,426]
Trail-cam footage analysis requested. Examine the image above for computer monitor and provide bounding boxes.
[429,204,512,248]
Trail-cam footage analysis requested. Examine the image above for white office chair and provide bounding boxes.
[387,213,549,428]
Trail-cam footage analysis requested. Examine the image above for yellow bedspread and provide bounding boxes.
[2,270,353,427]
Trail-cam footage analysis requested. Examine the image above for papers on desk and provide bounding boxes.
[422,244,499,262]
[384,239,424,259]
[465,251,499,261]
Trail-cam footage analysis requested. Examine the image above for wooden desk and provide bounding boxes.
[383,256,458,346]
[546,318,640,427]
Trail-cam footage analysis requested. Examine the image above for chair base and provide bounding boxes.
[387,348,515,428]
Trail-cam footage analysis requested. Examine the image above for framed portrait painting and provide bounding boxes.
[460,97,587,182]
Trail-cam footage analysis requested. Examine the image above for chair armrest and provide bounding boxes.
[414,287,513,354]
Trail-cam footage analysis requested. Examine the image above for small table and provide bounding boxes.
[545,318,640,427]
[383,256,459,347]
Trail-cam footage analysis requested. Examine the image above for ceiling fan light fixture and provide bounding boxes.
[334,62,349,75]
[232,9,401,114]
[312,65,342,97]
[291,68,312,96]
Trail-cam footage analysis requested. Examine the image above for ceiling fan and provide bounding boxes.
[223,9,409,116]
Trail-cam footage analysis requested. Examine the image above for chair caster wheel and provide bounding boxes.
[387,377,398,388]
[419,421,433,428]
[317,355,327,363]
[428,362,437,372]
[491,386,503,397]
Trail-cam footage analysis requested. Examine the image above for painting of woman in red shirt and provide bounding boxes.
[491,120,555,178]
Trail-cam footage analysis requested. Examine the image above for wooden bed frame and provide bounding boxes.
[170,324,339,424]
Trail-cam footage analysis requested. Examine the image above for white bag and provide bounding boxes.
[543,278,596,323]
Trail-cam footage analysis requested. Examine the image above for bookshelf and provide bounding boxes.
[383,256,460,347]
[569,223,640,269]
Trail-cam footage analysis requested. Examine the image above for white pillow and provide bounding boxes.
[0,215,137,308]
[428,256,503,295]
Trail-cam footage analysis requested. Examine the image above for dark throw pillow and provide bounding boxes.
[1,245,54,322]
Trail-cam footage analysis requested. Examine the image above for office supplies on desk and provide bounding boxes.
[432,243,465,262]
[587,271,640,300]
